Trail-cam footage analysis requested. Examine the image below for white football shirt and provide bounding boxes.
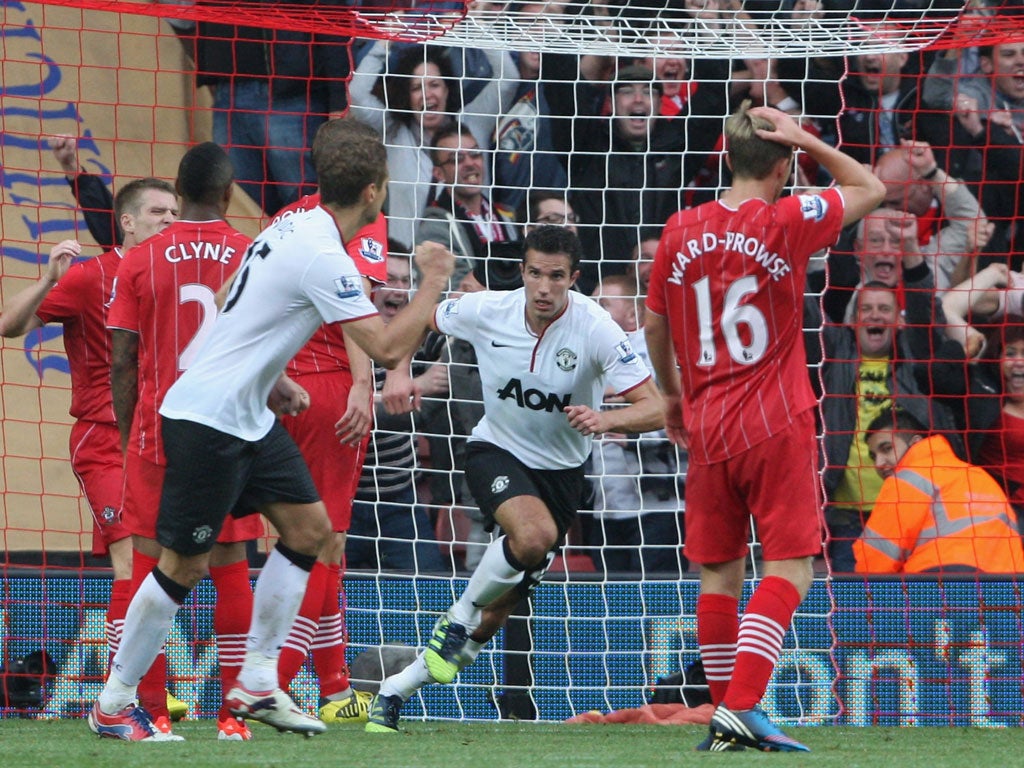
[435,289,651,470]
[160,206,378,440]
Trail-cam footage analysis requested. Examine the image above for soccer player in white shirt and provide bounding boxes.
[88,118,454,742]
[365,225,665,733]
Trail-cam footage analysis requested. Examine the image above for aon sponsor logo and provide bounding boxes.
[496,378,570,412]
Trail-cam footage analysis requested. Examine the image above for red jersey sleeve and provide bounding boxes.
[644,218,681,319]
[36,260,88,323]
[346,213,388,286]
[772,187,846,265]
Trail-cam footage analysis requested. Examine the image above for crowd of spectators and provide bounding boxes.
[47,0,1024,577]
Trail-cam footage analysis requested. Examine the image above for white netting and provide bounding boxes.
[362,7,963,58]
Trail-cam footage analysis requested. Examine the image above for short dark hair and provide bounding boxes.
[985,315,1024,363]
[613,64,662,94]
[725,100,793,181]
[861,280,897,292]
[176,142,233,205]
[314,118,388,208]
[429,121,473,166]
[386,238,411,258]
[524,224,582,274]
[865,408,927,438]
[517,189,572,227]
[114,177,176,220]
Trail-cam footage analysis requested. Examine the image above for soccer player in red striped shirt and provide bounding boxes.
[107,143,262,740]
[0,178,177,675]
[645,102,884,752]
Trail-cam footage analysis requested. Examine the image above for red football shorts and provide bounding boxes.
[281,372,369,532]
[69,420,131,556]
[124,451,264,542]
[684,408,823,565]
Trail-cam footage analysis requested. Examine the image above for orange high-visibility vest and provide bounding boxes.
[853,435,1024,574]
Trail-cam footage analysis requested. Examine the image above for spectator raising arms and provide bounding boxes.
[349,40,515,247]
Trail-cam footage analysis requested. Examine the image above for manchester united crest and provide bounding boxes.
[556,347,577,372]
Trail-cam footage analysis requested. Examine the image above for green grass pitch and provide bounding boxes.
[3,719,1023,768]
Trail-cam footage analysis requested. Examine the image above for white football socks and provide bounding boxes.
[236,546,310,692]
[449,536,523,630]
[99,573,179,713]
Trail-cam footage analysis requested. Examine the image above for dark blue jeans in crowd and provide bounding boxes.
[212,79,321,214]
[346,484,446,573]
[582,511,687,578]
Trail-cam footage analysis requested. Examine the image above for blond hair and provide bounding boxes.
[725,100,793,180]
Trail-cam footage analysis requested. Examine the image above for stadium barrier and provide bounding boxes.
[1,573,1020,727]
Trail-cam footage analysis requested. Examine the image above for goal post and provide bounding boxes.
[2,0,1022,727]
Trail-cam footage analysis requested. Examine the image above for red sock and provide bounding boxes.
[210,559,253,719]
[696,592,739,706]
[724,576,801,711]
[106,579,130,671]
[277,560,329,690]
[131,550,168,718]
[312,563,349,699]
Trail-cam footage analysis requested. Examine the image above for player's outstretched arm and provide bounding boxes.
[0,239,80,338]
[749,106,885,226]
[343,241,454,369]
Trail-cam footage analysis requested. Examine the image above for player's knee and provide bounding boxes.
[509,535,555,569]
[291,510,332,557]
[158,552,209,591]
[269,502,331,557]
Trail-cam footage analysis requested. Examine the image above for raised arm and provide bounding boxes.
[50,136,120,249]
[749,106,885,225]
[941,264,1009,356]
[343,241,454,368]
[347,39,389,134]
[461,46,518,147]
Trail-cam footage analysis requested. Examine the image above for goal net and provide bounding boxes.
[2,0,1023,727]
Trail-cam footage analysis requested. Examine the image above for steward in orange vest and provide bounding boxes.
[853,410,1024,574]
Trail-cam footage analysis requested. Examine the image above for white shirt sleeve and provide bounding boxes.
[302,250,377,325]
[435,292,484,343]
[590,314,651,396]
